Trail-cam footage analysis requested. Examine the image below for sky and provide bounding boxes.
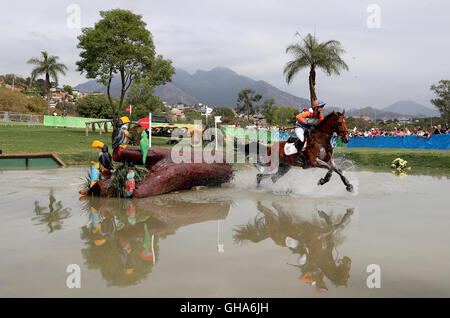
[0,0,448,109]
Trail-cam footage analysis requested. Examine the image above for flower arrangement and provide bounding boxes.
[391,157,411,177]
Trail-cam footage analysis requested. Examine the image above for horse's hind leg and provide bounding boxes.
[256,173,271,186]
[271,163,291,183]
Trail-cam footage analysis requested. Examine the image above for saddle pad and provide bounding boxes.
[284,142,298,156]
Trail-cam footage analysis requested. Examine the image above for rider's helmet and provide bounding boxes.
[312,100,326,109]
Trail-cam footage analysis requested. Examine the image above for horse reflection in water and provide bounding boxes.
[80,196,231,287]
[233,202,354,294]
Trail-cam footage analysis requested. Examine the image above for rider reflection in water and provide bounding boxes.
[233,202,353,294]
[295,99,326,163]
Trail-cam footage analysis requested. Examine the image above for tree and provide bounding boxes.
[32,79,47,96]
[260,98,276,124]
[183,109,203,123]
[212,107,235,118]
[125,77,165,121]
[430,80,450,124]
[273,105,296,126]
[63,85,73,95]
[284,33,348,106]
[236,89,262,125]
[27,51,68,115]
[76,95,113,119]
[33,190,71,234]
[76,9,174,122]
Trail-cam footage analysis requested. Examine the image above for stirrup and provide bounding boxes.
[297,153,304,164]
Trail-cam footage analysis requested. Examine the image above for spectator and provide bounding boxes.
[417,128,425,137]
[396,127,405,137]
[434,124,445,135]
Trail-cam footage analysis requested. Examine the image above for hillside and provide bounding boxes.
[383,100,440,118]
[74,67,310,108]
[0,87,46,114]
[347,107,408,120]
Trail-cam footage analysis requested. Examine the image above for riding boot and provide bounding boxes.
[295,139,304,164]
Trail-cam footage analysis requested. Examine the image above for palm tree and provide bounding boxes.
[27,51,68,115]
[236,89,262,126]
[284,33,348,106]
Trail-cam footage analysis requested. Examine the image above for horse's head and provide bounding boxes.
[334,110,350,143]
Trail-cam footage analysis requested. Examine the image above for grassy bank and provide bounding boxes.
[1,126,449,173]
[334,147,450,175]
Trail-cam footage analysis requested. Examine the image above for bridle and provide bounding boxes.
[334,115,348,139]
[308,113,348,142]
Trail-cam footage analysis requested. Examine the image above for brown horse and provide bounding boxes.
[251,111,353,192]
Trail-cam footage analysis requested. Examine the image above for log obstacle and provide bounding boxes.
[89,146,233,198]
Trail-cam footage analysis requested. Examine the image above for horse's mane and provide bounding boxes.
[316,112,342,130]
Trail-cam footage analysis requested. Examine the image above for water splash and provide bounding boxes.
[232,168,359,198]
[332,157,358,172]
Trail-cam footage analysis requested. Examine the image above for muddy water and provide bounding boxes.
[0,167,449,297]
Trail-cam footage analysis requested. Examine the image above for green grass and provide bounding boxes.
[1,125,449,174]
[334,147,450,175]
[0,125,174,166]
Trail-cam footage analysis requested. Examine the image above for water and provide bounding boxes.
[0,167,449,297]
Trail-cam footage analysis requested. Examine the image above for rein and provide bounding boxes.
[308,115,346,146]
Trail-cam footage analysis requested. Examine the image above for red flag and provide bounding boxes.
[138,118,150,128]
[125,106,131,113]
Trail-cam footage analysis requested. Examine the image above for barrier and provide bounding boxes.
[221,126,346,147]
[348,134,450,150]
[44,115,114,129]
[43,115,182,130]
[222,127,274,142]
[0,111,43,125]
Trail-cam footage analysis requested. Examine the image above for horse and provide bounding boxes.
[233,202,354,290]
[249,111,353,192]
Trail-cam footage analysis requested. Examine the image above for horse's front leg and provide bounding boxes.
[330,160,353,192]
[311,158,334,186]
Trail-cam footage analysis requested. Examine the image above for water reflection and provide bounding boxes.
[233,202,354,294]
[80,196,231,287]
[32,190,71,233]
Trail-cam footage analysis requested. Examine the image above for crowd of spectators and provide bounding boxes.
[350,124,450,139]
[232,120,450,141]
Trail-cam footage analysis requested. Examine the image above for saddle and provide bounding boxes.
[284,131,310,156]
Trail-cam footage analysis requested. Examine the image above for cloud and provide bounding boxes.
[0,0,448,109]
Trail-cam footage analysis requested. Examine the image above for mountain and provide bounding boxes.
[73,67,310,108]
[383,100,439,118]
[347,107,409,120]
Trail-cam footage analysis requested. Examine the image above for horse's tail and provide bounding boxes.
[233,139,266,156]
[234,139,268,165]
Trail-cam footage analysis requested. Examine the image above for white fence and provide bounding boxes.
[0,111,43,126]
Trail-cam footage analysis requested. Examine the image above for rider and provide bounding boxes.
[294,99,326,163]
